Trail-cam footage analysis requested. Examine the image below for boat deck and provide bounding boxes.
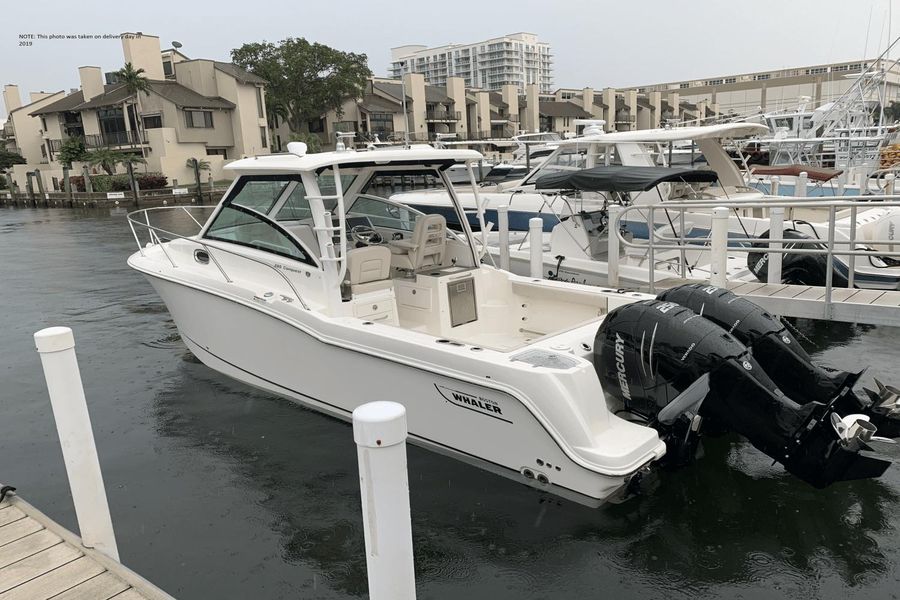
[0,490,174,600]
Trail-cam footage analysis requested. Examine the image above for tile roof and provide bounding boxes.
[35,81,235,113]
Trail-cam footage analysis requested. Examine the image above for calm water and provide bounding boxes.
[1,207,899,600]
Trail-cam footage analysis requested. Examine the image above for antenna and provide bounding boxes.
[171,41,183,49]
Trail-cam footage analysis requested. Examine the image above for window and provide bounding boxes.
[679,82,690,89]
[370,112,394,136]
[143,115,162,129]
[308,118,325,133]
[255,87,264,118]
[185,110,213,128]
[162,61,173,77]
[724,77,736,84]
[260,126,267,148]
[754,73,771,81]
[205,176,316,265]
[40,116,47,131]
[206,148,227,158]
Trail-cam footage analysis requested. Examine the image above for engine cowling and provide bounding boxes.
[594,299,891,488]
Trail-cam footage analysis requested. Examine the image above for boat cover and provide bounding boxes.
[535,166,720,192]
[750,164,843,182]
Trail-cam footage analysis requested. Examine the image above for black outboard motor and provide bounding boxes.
[657,284,900,437]
[594,299,891,488]
[747,228,850,288]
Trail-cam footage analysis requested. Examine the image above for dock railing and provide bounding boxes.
[126,206,312,311]
[607,194,900,320]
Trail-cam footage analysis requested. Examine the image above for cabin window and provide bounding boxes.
[204,175,316,266]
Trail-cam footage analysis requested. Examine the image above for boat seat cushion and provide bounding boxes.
[347,245,393,294]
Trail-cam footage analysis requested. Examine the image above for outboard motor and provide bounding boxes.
[747,228,850,288]
[594,299,892,488]
[657,284,900,437]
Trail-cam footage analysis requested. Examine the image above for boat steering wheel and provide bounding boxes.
[350,224,384,246]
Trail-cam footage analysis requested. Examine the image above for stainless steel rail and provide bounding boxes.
[610,195,900,318]
[127,206,312,311]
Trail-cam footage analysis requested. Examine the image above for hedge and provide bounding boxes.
[69,173,169,192]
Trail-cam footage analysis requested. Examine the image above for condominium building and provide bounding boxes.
[389,32,553,93]
[2,32,269,191]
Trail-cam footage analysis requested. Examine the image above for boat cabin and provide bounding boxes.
[195,143,630,352]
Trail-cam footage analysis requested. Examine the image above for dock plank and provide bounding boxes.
[0,544,82,594]
[0,530,62,569]
[0,556,104,600]
[49,572,130,600]
[0,518,43,548]
[110,589,147,600]
[0,509,25,529]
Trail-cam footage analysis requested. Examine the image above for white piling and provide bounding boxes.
[34,327,119,561]
[607,205,622,287]
[528,217,544,279]
[770,175,780,196]
[353,402,416,600]
[885,173,896,196]
[796,171,808,198]
[767,206,784,284]
[709,207,728,287]
[497,205,510,272]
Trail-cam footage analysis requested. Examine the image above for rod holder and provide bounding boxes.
[607,205,622,287]
[497,205,510,271]
[528,217,544,278]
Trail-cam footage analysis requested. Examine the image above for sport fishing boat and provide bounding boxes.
[127,142,900,506]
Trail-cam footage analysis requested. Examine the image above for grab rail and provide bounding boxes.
[609,194,900,319]
[127,206,312,311]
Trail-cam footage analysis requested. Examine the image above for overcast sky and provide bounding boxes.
[2,0,898,121]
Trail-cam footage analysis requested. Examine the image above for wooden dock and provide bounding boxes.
[0,489,174,600]
[726,281,900,327]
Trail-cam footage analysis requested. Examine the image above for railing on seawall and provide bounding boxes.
[606,194,900,320]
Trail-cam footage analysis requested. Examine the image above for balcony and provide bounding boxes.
[2,123,15,138]
[425,110,461,122]
[84,131,148,148]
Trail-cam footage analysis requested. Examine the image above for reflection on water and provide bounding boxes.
[2,207,900,600]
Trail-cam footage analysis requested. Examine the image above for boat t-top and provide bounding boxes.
[127,142,900,506]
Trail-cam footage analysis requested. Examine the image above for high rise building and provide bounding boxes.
[389,32,552,93]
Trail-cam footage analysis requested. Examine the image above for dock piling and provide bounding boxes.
[709,207,728,287]
[352,401,416,600]
[34,326,119,561]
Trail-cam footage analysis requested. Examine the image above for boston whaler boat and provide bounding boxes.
[128,142,900,506]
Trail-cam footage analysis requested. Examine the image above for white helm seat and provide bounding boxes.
[346,245,393,295]
[389,214,447,272]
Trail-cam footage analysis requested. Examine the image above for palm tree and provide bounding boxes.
[116,62,152,161]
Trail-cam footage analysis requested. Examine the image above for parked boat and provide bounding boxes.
[127,142,900,506]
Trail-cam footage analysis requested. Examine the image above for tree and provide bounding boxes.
[0,149,26,171]
[288,132,321,153]
[185,157,210,171]
[231,38,371,134]
[57,137,88,167]
[116,62,152,160]
[86,148,145,175]
[884,101,900,124]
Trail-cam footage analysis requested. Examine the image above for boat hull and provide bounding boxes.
[143,273,637,506]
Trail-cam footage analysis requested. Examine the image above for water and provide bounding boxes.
[1,207,899,600]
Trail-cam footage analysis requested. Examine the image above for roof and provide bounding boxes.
[225,145,484,174]
[358,94,401,113]
[488,92,507,108]
[372,81,452,105]
[535,165,719,192]
[556,123,769,145]
[29,88,99,115]
[10,91,66,115]
[38,81,235,112]
[213,62,267,85]
[538,101,592,118]
[148,81,234,109]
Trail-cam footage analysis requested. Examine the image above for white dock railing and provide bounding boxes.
[606,194,900,320]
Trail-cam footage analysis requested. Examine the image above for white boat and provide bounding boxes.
[127,142,900,505]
